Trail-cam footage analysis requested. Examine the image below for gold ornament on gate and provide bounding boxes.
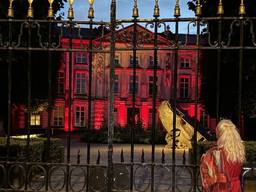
[48,0,54,18]
[88,0,94,19]
[68,0,74,19]
[174,0,180,17]
[27,0,34,18]
[153,0,159,18]
[132,0,139,18]
[8,0,14,18]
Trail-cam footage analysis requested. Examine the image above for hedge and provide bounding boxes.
[0,136,64,163]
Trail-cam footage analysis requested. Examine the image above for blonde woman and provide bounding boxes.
[200,119,245,192]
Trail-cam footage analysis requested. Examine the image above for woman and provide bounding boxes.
[200,119,245,192]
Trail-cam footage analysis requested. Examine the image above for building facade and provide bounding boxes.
[12,24,214,132]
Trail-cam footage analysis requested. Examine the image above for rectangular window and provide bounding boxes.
[149,56,154,68]
[75,72,86,95]
[129,56,139,67]
[149,76,158,95]
[180,77,190,98]
[180,58,190,69]
[30,114,40,126]
[75,106,85,127]
[53,106,64,126]
[57,72,64,94]
[75,53,87,64]
[114,74,119,93]
[129,76,138,94]
[115,55,120,66]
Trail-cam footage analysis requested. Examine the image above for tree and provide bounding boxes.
[188,0,256,139]
[0,0,67,131]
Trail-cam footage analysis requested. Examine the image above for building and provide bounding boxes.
[12,24,214,133]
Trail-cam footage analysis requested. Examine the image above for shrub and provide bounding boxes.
[0,136,64,163]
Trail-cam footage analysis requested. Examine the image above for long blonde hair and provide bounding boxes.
[216,119,245,164]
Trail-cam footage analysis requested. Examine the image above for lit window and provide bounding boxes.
[180,58,190,69]
[57,72,64,94]
[180,77,190,99]
[30,114,40,126]
[129,76,138,94]
[75,106,85,127]
[129,56,139,67]
[114,74,119,93]
[53,106,64,126]
[75,72,86,95]
[149,76,158,95]
[114,55,120,66]
[75,53,87,64]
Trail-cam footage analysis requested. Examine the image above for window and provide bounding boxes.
[129,76,138,94]
[57,72,64,94]
[30,114,40,126]
[180,58,190,69]
[114,55,120,66]
[75,53,87,64]
[180,77,190,98]
[53,106,64,126]
[200,110,208,127]
[129,56,139,67]
[149,76,158,95]
[75,106,85,127]
[75,72,86,95]
[114,74,119,93]
[149,56,154,68]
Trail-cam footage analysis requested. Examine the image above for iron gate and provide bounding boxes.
[0,0,255,191]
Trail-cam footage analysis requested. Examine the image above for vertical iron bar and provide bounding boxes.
[7,18,12,161]
[107,1,116,191]
[66,20,73,192]
[238,17,244,136]
[172,17,179,192]
[86,18,93,192]
[151,17,158,192]
[46,19,53,191]
[193,16,200,192]
[216,18,223,122]
[25,19,32,191]
[130,20,137,191]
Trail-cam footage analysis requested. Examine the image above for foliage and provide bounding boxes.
[80,123,166,144]
[196,141,256,165]
[0,136,64,163]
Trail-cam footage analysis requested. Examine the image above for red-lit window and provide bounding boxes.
[180,77,190,99]
[180,58,190,69]
[129,56,139,67]
[114,74,119,93]
[75,72,86,95]
[149,76,158,95]
[115,55,120,66]
[75,106,85,127]
[129,76,138,94]
[149,56,154,68]
[57,72,64,94]
[52,106,64,126]
[75,52,87,64]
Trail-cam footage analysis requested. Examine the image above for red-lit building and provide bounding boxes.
[12,24,215,132]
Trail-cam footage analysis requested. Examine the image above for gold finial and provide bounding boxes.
[48,0,54,18]
[88,0,94,19]
[7,0,14,18]
[153,0,159,18]
[174,0,180,17]
[27,0,34,18]
[68,0,74,20]
[217,0,224,15]
[239,0,245,15]
[132,0,139,18]
[195,0,201,17]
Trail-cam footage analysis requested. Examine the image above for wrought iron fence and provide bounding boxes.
[0,0,255,191]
